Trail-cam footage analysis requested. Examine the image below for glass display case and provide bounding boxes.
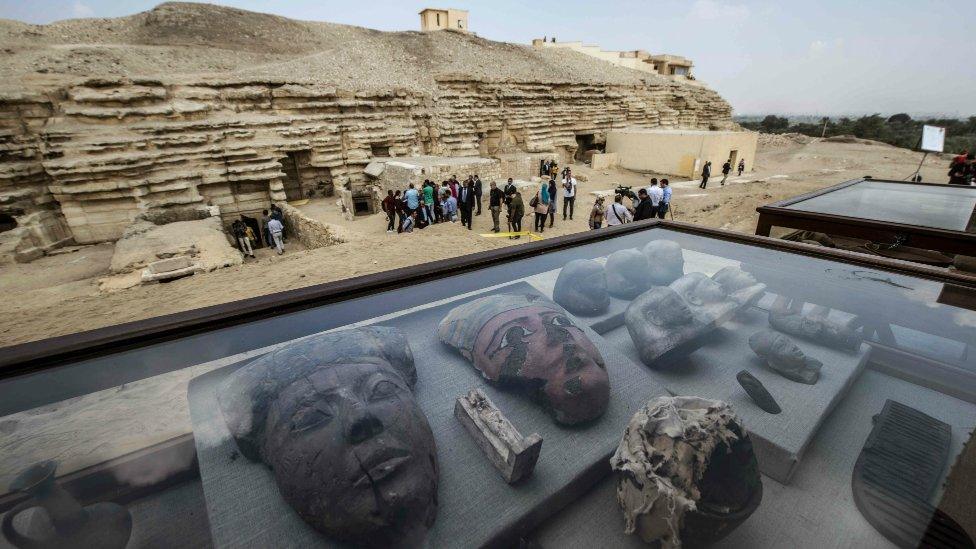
[1,221,975,548]
[756,177,976,259]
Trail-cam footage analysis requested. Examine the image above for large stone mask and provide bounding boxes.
[552,259,610,316]
[438,294,610,424]
[642,240,685,286]
[217,327,438,547]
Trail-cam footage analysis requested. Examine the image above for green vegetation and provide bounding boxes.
[738,114,976,154]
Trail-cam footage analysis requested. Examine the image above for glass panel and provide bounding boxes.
[784,180,976,232]
[2,226,974,548]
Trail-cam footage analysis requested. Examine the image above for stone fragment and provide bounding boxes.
[735,370,781,414]
[768,296,862,352]
[669,272,738,327]
[748,330,822,385]
[552,259,610,316]
[140,256,203,283]
[606,248,654,299]
[454,389,542,484]
[625,286,704,368]
[610,396,762,549]
[711,266,766,313]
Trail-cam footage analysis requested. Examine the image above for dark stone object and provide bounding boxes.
[736,370,781,414]
[852,400,972,549]
[768,295,862,352]
[217,327,438,548]
[610,396,762,548]
[605,248,654,299]
[552,259,610,316]
[641,239,685,286]
[748,330,822,385]
[2,460,132,549]
[625,286,706,368]
[438,293,610,425]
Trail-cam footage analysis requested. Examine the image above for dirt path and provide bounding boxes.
[0,138,952,347]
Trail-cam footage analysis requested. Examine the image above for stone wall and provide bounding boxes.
[0,74,734,252]
[280,203,346,249]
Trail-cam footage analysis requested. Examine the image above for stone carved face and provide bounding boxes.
[671,273,728,306]
[624,287,701,368]
[218,328,437,547]
[748,330,822,385]
[552,259,610,316]
[439,295,609,424]
[606,249,654,300]
[642,240,684,286]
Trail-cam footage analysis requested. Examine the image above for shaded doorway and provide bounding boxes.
[278,150,335,201]
[0,213,16,233]
[574,134,604,162]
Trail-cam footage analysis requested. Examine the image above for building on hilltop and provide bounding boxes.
[419,8,469,33]
[531,39,697,84]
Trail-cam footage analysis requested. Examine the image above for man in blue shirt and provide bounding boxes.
[442,191,458,222]
[403,183,420,215]
[657,179,672,219]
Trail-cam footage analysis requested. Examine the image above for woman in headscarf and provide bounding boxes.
[534,182,550,233]
[547,178,558,228]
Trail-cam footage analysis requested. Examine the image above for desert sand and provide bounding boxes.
[0,134,952,347]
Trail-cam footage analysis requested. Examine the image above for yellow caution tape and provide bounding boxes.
[480,231,544,241]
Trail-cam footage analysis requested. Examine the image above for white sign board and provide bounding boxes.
[921,125,946,153]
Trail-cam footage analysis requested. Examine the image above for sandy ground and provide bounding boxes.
[0,137,953,347]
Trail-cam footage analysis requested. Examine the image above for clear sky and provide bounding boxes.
[2,0,973,117]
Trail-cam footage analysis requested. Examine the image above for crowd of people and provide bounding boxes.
[230,203,288,258]
[381,165,675,238]
[381,167,581,238]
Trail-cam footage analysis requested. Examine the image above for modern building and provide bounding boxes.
[606,129,758,178]
[419,8,469,33]
[531,40,697,83]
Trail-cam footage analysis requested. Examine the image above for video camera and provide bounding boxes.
[614,184,637,200]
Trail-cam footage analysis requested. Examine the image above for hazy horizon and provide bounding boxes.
[2,0,973,117]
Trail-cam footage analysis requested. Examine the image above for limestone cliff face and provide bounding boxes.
[0,74,732,248]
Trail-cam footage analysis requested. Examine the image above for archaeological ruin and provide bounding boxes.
[0,2,736,263]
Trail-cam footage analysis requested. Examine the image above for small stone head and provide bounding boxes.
[438,294,610,424]
[642,240,684,286]
[552,259,610,316]
[606,249,654,300]
[218,327,437,546]
[749,330,822,385]
[670,273,728,306]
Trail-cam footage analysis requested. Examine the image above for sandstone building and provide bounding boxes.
[0,2,736,262]
[419,8,469,33]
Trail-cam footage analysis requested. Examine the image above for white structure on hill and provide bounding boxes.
[532,39,698,84]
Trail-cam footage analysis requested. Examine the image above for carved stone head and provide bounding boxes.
[641,240,684,286]
[552,259,610,316]
[624,286,700,368]
[606,249,655,299]
[438,294,610,424]
[218,327,438,547]
[669,273,738,327]
[748,330,822,385]
[711,266,766,311]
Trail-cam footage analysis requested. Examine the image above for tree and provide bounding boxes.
[887,113,912,124]
[759,115,789,133]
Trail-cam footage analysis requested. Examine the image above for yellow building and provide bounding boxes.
[419,8,469,33]
[606,129,758,178]
[531,40,696,83]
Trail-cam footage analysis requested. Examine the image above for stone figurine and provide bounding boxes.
[552,259,610,316]
[669,272,739,327]
[606,248,655,300]
[748,330,823,385]
[624,286,704,368]
[610,396,762,549]
[736,370,781,414]
[641,240,685,286]
[768,295,862,352]
[438,294,610,425]
[711,266,766,313]
[2,460,132,549]
[218,327,438,547]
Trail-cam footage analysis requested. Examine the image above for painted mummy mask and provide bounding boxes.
[438,294,610,424]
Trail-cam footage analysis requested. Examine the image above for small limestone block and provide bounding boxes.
[147,256,191,274]
[454,389,543,484]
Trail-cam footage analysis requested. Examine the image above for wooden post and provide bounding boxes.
[454,389,543,484]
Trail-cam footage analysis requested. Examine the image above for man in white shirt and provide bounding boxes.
[648,180,664,211]
[604,194,633,226]
[562,170,577,220]
[267,217,285,254]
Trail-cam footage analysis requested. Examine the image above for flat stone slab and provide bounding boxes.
[141,259,203,283]
[188,281,671,548]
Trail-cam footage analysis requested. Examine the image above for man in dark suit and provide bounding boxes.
[473,175,483,215]
[633,188,656,221]
[458,179,475,230]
